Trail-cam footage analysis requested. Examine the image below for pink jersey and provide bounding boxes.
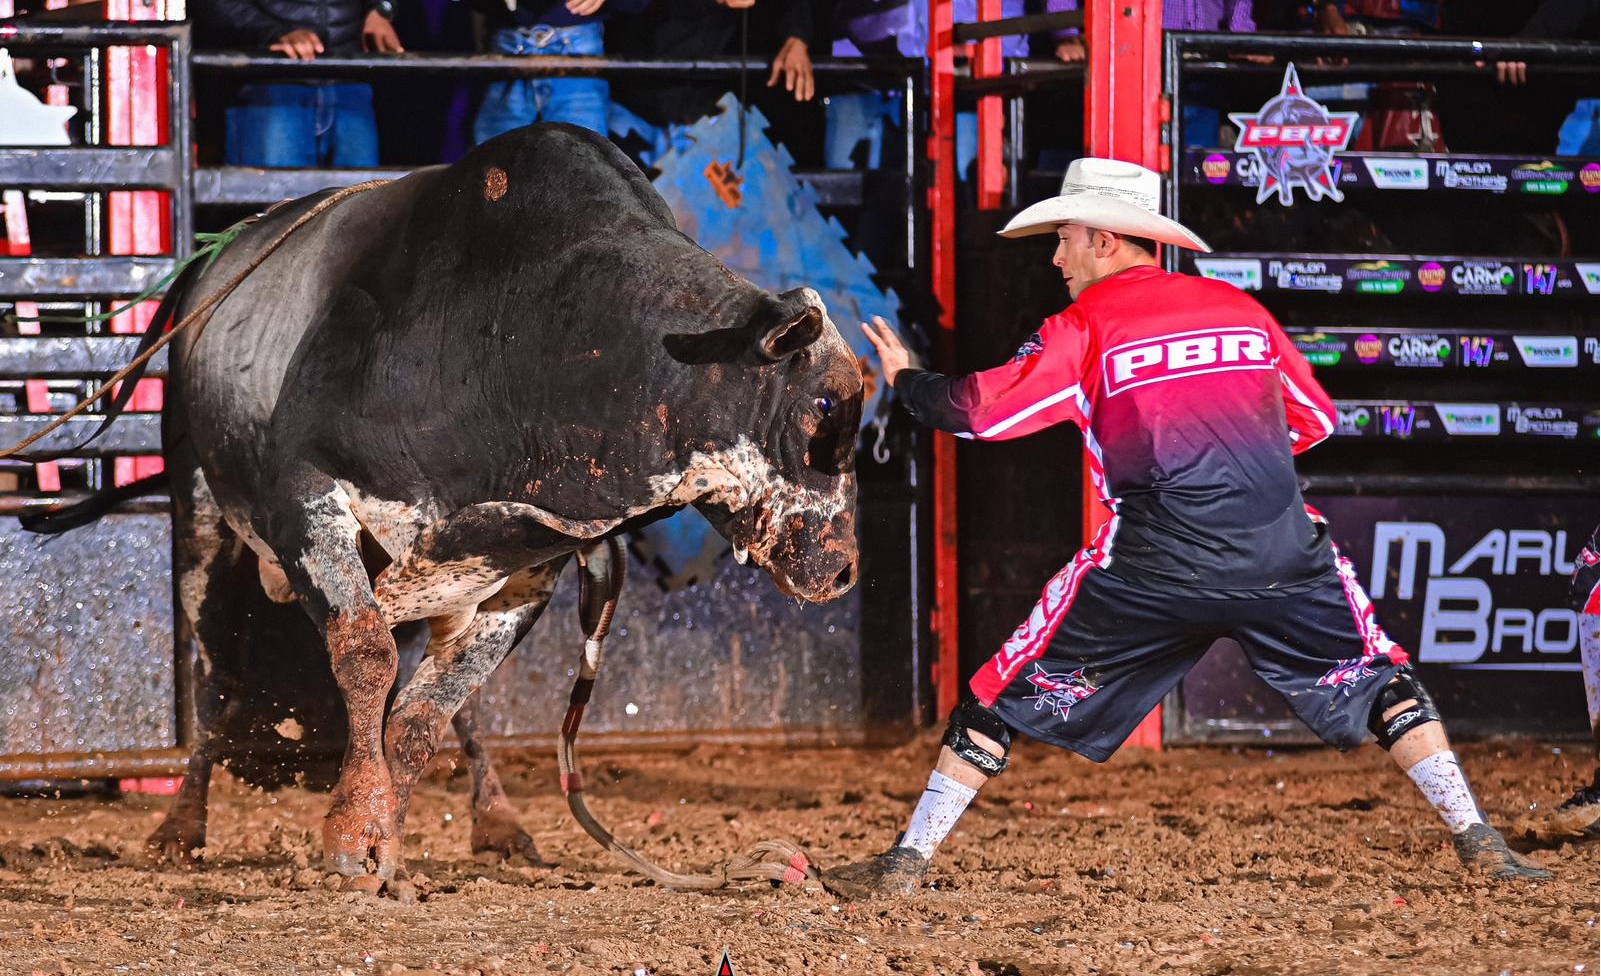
[898,265,1338,592]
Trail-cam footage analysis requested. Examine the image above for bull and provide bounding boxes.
[116,123,860,884]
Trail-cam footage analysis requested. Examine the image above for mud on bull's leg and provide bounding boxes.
[267,480,404,883]
[381,563,562,843]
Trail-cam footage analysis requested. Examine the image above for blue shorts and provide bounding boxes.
[971,541,1409,761]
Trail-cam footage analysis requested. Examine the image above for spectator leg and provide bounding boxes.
[226,83,319,168]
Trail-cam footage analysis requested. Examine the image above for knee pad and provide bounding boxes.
[943,699,1014,777]
[1367,669,1442,750]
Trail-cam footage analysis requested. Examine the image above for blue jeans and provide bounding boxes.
[824,91,902,170]
[474,23,608,143]
[225,83,379,168]
[1557,98,1599,156]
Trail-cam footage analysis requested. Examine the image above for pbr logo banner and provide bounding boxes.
[1308,495,1598,735]
[1229,64,1358,206]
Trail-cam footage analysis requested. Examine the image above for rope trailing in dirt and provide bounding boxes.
[557,539,820,890]
[0,179,391,461]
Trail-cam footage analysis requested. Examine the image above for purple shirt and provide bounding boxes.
[831,0,1080,59]
[1161,0,1255,31]
[1036,0,1255,34]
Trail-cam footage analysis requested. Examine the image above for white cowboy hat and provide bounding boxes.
[997,157,1211,252]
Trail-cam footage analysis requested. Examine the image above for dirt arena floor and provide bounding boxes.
[1,738,1596,976]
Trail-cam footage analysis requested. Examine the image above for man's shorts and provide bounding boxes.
[970,544,1410,762]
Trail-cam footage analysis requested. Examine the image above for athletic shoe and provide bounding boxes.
[822,845,930,898]
[1547,771,1599,838]
[1452,823,1552,880]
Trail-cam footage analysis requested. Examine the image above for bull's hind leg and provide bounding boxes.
[382,562,565,844]
[453,690,543,862]
[266,479,403,880]
[147,463,246,864]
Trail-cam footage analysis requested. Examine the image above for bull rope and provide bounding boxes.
[0,179,391,461]
[557,539,821,890]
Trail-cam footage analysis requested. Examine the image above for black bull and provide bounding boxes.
[137,124,863,881]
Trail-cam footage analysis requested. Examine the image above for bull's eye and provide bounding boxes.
[814,396,835,416]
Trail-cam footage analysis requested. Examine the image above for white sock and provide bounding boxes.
[899,771,978,859]
[1406,751,1485,834]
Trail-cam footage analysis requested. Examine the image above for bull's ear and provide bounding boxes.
[754,295,824,361]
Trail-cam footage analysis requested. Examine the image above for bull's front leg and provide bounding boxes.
[267,479,403,884]
[379,562,564,844]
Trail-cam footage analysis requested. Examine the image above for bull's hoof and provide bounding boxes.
[323,780,401,880]
[145,819,205,866]
[335,872,419,903]
[471,806,548,867]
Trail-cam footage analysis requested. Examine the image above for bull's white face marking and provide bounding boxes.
[645,435,851,582]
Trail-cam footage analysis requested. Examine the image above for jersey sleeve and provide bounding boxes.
[895,309,1090,441]
[1269,318,1336,455]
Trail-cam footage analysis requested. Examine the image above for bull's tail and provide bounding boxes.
[0,255,200,466]
[17,472,170,534]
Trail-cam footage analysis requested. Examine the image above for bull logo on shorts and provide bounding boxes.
[1317,658,1377,692]
[1023,664,1100,721]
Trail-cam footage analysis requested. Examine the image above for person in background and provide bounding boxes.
[1048,0,1261,149]
[1490,0,1599,156]
[825,0,1078,176]
[195,0,403,167]
[1313,0,1439,35]
[609,0,817,167]
[471,0,652,143]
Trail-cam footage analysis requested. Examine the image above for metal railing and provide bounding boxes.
[0,23,191,497]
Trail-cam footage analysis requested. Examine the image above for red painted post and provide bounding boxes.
[974,0,1006,209]
[104,0,173,480]
[1086,0,1164,750]
[928,0,962,720]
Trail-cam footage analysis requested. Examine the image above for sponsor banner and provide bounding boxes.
[1311,400,1595,439]
[1579,262,1601,295]
[1434,402,1501,436]
[1512,159,1578,195]
[1505,403,1585,439]
[1184,151,1597,196]
[1193,258,1262,291]
[1288,330,1348,367]
[1449,261,1516,296]
[1385,333,1452,368]
[1184,254,1596,298]
[1267,259,1343,293]
[1434,159,1510,192]
[1520,262,1586,296]
[1361,156,1429,189]
[1346,260,1410,295]
[1302,494,1599,735]
[1286,329,1585,370]
[1513,335,1579,368]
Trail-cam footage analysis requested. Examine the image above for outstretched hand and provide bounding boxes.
[859,316,912,389]
[768,37,815,102]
